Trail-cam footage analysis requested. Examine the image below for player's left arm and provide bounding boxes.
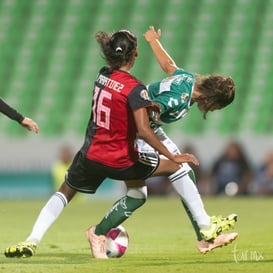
[144,26,178,76]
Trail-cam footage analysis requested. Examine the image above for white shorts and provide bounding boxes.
[135,127,192,174]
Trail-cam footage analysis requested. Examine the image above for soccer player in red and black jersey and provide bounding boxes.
[5,30,198,259]
[0,98,39,133]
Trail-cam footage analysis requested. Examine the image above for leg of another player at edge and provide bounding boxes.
[26,182,76,244]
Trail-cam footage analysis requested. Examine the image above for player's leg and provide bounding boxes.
[180,169,203,241]
[86,178,151,259]
[177,168,211,252]
[151,157,219,235]
[4,151,87,258]
[26,182,76,244]
[88,152,159,238]
[4,182,76,258]
[167,156,237,241]
[170,167,237,252]
[154,128,238,248]
[169,167,211,229]
[86,151,159,259]
[93,182,147,237]
[142,131,212,235]
[86,180,148,259]
[154,128,211,229]
[94,180,147,236]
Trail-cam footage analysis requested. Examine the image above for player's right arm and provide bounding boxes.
[144,26,178,76]
[133,104,198,166]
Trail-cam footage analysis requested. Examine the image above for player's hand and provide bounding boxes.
[173,153,199,166]
[144,26,161,43]
[21,117,39,134]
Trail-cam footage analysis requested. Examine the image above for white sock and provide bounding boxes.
[26,192,68,244]
[169,170,210,229]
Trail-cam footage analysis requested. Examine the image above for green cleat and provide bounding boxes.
[200,214,238,241]
[4,242,37,258]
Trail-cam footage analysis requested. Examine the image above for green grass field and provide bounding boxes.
[0,197,272,273]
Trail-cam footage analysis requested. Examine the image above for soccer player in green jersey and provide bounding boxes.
[139,26,237,254]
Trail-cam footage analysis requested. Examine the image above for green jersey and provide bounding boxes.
[147,68,194,128]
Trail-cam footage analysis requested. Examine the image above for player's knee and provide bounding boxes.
[127,186,148,200]
[168,167,185,181]
[168,164,193,183]
[181,162,192,173]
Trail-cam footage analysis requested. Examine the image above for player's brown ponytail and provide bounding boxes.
[96,30,137,69]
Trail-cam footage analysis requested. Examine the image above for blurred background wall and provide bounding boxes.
[1,0,273,198]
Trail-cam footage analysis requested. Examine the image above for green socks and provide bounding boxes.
[95,195,146,235]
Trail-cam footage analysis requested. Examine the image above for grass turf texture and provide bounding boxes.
[1,197,272,273]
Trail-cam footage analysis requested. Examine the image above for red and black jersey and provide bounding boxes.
[80,67,152,168]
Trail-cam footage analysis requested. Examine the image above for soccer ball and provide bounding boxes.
[106,225,129,258]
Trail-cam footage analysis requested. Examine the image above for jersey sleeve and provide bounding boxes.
[127,84,152,111]
[0,98,24,123]
[172,68,185,76]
